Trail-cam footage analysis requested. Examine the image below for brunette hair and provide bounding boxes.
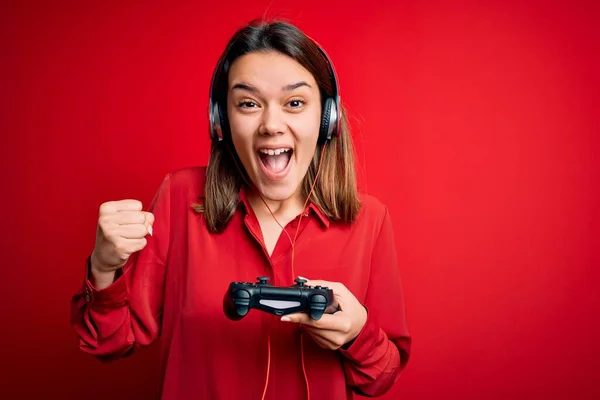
[195,19,361,232]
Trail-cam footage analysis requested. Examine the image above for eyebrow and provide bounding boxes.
[231,81,312,93]
[231,82,257,92]
[283,81,312,91]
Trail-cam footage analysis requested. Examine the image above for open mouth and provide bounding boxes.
[257,147,293,180]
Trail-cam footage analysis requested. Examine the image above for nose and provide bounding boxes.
[259,105,286,136]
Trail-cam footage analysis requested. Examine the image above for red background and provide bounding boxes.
[1,0,599,399]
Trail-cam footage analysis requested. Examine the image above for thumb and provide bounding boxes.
[144,212,155,236]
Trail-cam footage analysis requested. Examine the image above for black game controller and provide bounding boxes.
[223,277,335,321]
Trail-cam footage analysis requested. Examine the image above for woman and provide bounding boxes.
[71,19,411,400]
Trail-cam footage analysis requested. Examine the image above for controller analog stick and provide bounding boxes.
[294,278,307,287]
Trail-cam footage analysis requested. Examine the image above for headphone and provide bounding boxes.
[208,42,341,145]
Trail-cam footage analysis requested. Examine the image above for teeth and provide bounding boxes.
[259,148,291,155]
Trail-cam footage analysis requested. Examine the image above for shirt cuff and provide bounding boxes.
[338,307,381,364]
[83,256,128,310]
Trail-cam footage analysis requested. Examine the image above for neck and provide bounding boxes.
[246,186,306,221]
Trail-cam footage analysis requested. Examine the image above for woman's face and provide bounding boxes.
[227,51,321,203]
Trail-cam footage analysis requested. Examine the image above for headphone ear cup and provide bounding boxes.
[210,101,230,142]
[218,103,230,140]
[319,97,333,144]
[210,101,221,141]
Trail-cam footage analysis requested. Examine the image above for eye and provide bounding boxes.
[287,99,305,109]
[237,100,259,109]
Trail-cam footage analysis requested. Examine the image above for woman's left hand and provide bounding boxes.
[281,279,367,350]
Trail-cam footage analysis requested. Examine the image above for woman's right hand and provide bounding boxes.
[90,200,154,283]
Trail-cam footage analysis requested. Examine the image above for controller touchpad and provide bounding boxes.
[259,300,301,309]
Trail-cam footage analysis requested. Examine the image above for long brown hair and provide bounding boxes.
[195,20,361,233]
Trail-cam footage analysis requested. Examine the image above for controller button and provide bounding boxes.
[257,277,270,284]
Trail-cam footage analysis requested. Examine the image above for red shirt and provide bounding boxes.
[71,166,411,399]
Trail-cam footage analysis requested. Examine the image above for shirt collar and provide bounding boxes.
[238,186,330,229]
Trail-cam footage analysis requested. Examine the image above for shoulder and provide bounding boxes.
[354,192,391,232]
[157,165,207,201]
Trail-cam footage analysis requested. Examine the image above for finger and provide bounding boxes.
[143,212,155,227]
[313,312,352,333]
[303,329,339,349]
[282,311,351,332]
[302,324,345,337]
[143,212,154,236]
[302,326,349,348]
[112,211,147,225]
[281,312,312,325]
[114,238,147,256]
[116,224,152,239]
[325,301,340,314]
[125,237,148,253]
[100,200,143,214]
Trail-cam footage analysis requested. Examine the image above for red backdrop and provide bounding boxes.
[1,0,599,399]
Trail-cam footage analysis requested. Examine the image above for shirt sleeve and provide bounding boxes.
[338,205,412,396]
[70,173,172,362]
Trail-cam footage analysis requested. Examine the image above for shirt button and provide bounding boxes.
[85,287,91,302]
